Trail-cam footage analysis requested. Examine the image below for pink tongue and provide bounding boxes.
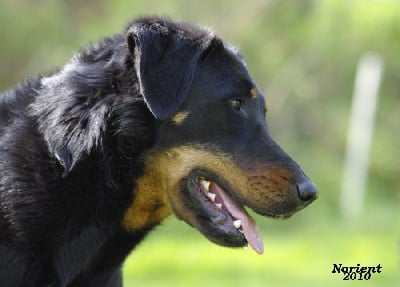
[211,183,264,255]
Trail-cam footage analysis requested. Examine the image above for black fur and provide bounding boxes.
[0,16,217,287]
[0,16,317,286]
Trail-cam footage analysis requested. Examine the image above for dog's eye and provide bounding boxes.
[229,99,243,110]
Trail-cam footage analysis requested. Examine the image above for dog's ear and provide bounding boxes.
[127,22,211,120]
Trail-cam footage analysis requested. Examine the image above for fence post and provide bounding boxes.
[340,53,383,219]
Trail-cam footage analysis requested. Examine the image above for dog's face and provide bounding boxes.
[122,19,317,254]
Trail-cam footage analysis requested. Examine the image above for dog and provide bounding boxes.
[0,16,317,286]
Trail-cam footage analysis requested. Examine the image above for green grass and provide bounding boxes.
[122,207,399,287]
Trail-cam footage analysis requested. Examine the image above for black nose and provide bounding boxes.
[296,179,318,203]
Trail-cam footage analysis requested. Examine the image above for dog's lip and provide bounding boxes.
[190,175,264,254]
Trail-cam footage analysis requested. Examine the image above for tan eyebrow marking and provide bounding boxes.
[250,88,258,99]
[171,111,189,125]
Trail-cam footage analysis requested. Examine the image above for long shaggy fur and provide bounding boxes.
[0,16,213,287]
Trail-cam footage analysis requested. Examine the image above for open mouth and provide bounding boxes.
[186,171,264,254]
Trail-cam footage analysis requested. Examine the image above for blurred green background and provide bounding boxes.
[0,0,399,286]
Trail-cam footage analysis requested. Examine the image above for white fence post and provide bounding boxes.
[340,53,383,219]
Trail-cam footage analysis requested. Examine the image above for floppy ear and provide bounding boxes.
[127,23,209,120]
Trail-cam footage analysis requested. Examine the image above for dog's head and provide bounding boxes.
[122,17,317,254]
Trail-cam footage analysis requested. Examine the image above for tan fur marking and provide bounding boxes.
[122,172,171,231]
[122,145,296,231]
[171,111,189,125]
[250,88,258,99]
[122,146,245,231]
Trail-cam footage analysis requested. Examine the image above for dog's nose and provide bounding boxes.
[296,179,318,203]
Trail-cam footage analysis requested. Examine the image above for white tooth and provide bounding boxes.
[207,192,216,202]
[200,180,211,191]
[233,220,242,229]
[215,203,222,210]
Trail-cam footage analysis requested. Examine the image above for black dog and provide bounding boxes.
[0,16,317,286]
